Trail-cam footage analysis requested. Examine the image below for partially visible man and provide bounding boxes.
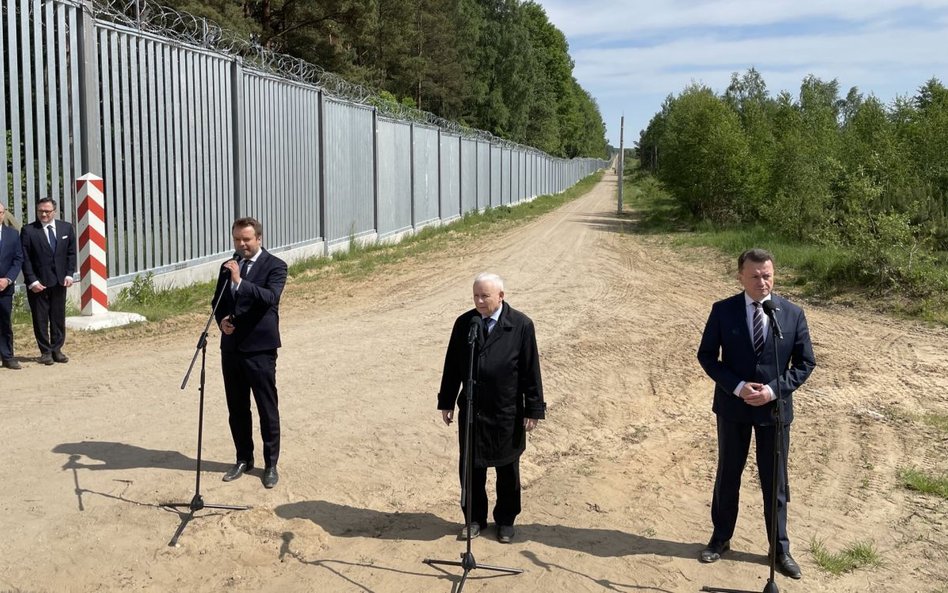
[0,202,25,370]
[697,248,816,579]
[438,273,546,544]
[20,197,77,365]
[213,217,287,489]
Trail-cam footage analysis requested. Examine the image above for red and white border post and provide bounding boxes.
[77,173,108,316]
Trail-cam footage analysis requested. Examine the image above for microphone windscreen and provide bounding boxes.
[762,300,778,315]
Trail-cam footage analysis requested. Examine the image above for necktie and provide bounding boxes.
[752,302,765,355]
[47,224,57,251]
[240,259,250,278]
[483,317,493,341]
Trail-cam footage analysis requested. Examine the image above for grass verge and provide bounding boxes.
[809,538,882,575]
[898,468,948,499]
[38,170,603,324]
[621,169,948,324]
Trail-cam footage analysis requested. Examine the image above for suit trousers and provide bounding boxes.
[0,293,14,359]
[221,349,280,468]
[711,416,791,554]
[26,285,67,354]
[460,458,522,528]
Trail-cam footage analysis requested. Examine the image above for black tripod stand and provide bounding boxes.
[424,317,523,592]
[162,274,248,546]
[703,302,787,593]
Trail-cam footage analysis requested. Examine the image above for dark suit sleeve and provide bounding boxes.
[437,316,466,411]
[697,302,743,394]
[4,229,23,281]
[767,307,816,397]
[234,257,286,316]
[20,226,38,285]
[66,223,78,277]
[519,318,545,419]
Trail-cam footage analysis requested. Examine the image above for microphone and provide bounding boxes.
[468,315,482,344]
[220,252,240,274]
[762,300,783,340]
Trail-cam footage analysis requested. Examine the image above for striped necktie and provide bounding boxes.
[752,302,765,355]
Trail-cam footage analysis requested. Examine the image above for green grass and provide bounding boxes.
[621,169,948,324]
[28,171,604,325]
[809,538,882,575]
[920,413,948,432]
[898,468,948,499]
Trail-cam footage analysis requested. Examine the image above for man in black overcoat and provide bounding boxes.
[697,248,816,579]
[213,217,287,489]
[438,272,546,544]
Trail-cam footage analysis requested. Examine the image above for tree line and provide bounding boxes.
[637,69,948,296]
[160,0,608,159]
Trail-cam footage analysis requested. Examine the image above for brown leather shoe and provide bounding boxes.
[2,358,21,370]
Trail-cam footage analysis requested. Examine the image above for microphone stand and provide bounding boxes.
[162,272,249,546]
[703,309,785,593]
[424,319,523,592]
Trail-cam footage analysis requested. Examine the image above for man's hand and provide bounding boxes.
[63,277,74,288]
[441,410,454,425]
[0,278,9,291]
[524,418,539,431]
[741,382,773,406]
[220,315,236,335]
[223,259,241,284]
[30,282,46,293]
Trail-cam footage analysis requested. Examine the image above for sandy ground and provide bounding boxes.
[1,172,946,593]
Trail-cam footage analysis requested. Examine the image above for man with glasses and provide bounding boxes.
[0,202,25,369]
[20,197,77,365]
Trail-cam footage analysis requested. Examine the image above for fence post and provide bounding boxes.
[77,0,102,177]
[77,173,108,316]
[231,58,245,218]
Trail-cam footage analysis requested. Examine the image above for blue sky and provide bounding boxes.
[533,0,948,147]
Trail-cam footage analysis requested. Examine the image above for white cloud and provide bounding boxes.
[530,1,948,144]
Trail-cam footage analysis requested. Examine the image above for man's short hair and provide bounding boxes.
[738,248,774,271]
[38,196,57,209]
[473,272,504,292]
[232,216,263,237]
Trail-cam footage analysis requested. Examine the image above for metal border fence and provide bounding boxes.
[2,0,608,289]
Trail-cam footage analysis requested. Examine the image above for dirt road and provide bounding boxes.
[2,172,946,592]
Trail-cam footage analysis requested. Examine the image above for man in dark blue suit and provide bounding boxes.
[0,202,25,369]
[697,248,815,579]
[213,217,287,489]
[20,197,77,365]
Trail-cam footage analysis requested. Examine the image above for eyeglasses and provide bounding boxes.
[38,209,55,214]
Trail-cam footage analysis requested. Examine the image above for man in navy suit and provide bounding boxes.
[0,202,25,369]
[697,248,816,579]
[20,197,77,365]
[213,217,287,489]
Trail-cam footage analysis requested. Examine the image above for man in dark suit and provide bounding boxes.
[213,217,287,489]
[0,202,25,369]
[697,248,816,579]
[438,272,546,543]
[20,197,77,365]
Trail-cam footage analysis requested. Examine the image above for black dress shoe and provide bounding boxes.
[457,523,482,540]
[699,540,730,563]
[776,553,802,579]
[2,358,21,370]
[262,466,279,488]
[38,353,54,366]
[222,461,252,482]
[497,525,515,544]
[52,350,69,363]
